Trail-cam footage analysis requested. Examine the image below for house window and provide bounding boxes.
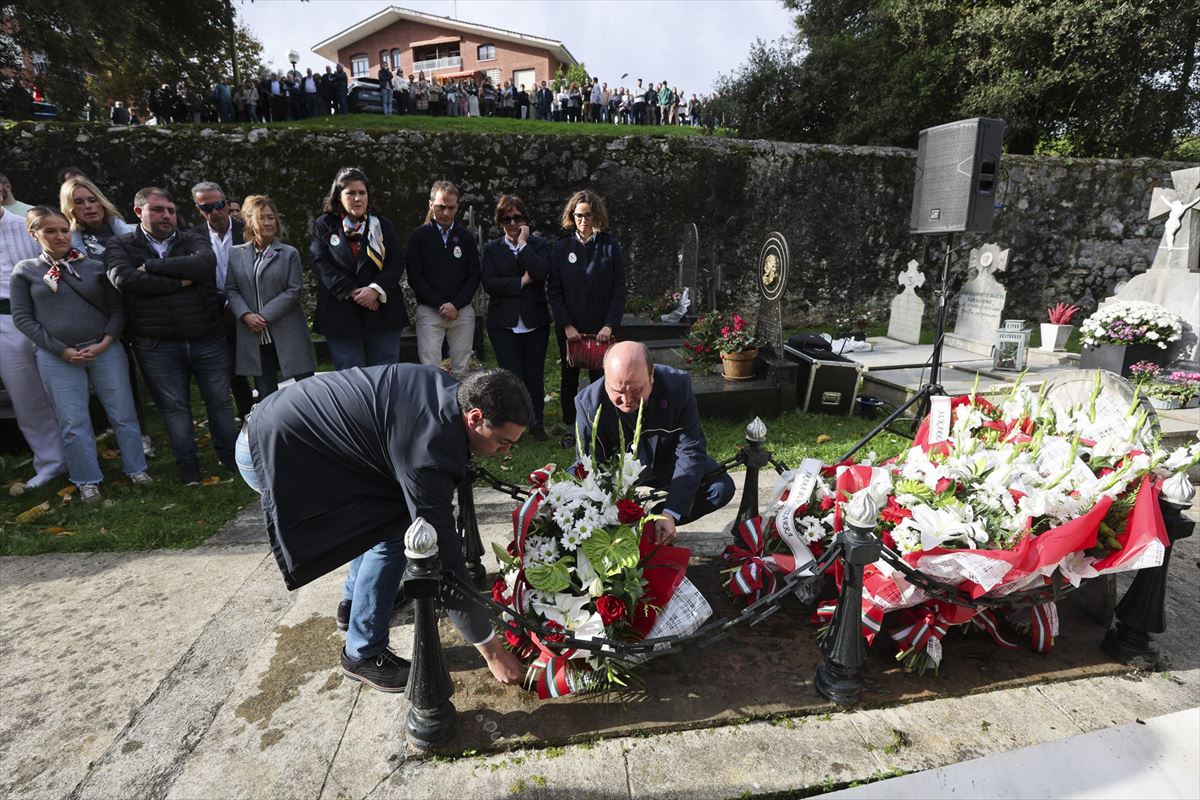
[379,50,389,69]
[391,49,402,71]
[477,44,496,61]
[485,68,501,87]
[350,54,369,77]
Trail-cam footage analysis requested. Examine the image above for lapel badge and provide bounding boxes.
[329,234,341,247]
[453,245,463,259]
[567,251,578,264]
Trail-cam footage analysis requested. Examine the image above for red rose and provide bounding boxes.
[616,498,645,524]
[542,620,566,643]
[504,626,527,650]
[595,594,627,625]
[934,477,958,494]
[492,578,509,604]
[819,495,836,512]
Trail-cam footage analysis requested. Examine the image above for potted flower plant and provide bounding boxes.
[1039,302,1080,352]
[718,313,759,380]
[1078,301,1182,376]
[1145,369,1200,410]
[681,313,725,372]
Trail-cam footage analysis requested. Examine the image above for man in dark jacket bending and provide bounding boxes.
[106,186,235,485]
[242,366,530,692]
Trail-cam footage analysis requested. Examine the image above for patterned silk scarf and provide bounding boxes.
[341,214,385,271]
[40,249,86,292]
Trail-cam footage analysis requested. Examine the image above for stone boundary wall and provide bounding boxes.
[1,123,1187,328]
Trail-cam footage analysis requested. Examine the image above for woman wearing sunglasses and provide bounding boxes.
[547,189,627,448]
[480,195,551,441]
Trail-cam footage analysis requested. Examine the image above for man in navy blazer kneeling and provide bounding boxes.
[575,341,735,545]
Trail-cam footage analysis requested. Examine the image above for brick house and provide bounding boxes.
[311,5,578,91]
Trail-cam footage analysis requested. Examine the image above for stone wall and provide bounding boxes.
[1,123,1187,329]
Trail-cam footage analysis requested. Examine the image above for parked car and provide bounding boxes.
[31,100,59,120]
[348,78,388,114]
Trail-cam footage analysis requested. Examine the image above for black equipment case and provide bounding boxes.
[783,335,864,415]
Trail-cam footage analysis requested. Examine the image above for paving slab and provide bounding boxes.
[0,545,267,799]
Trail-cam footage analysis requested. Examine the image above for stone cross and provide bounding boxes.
[969,242,1009,281]
[897,260,925,294]
[1148,166,1200,272]
[886,260,926,344]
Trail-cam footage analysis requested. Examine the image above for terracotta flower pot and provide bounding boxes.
[721,348,758,381]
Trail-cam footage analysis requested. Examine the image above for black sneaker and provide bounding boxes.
[336,599,351,631]
[341,647,410,693]
[560,433,576,449]
[218,455,238,473]
[180,465,202,486]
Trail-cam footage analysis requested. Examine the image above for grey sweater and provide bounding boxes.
[10,255,126,355]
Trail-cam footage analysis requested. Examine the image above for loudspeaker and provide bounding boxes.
[909,117,1005,235]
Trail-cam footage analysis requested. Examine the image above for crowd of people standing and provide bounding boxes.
[0,166,631,500]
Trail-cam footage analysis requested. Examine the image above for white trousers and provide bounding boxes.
[415,304,476,376]
[0,314,65,480]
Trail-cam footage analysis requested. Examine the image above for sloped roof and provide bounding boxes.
[312,5,578,66]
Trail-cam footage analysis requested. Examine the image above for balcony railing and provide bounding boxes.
[412,55,462,73]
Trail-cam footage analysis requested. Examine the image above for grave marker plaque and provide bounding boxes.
[662,223,700,323]
[754,232,789,358]
[944,243,1009,356]
[887,260,926,344]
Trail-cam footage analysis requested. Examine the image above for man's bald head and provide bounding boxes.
[603,342,655,413]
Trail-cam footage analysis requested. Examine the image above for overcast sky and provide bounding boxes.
[237,0,796,95]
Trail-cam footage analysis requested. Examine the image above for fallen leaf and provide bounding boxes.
[42,526,67,533]
[160,504,176,511]
[8,483,26,497]
[815,434,833,444]
[57,486,77,497]
[197,435,212,447]
[15,502,52,523]
[201,476,221,486]
[101,448,121,459]
[42,527,75,536]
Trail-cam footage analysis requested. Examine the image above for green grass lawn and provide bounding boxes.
[272,113,719,138]
[0,336,910,556]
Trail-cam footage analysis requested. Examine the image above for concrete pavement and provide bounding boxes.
[1,475,1197,800]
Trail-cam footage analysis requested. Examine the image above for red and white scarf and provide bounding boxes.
[40,249,86,293]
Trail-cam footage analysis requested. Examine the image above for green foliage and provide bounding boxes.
[525,556,573,593]
[3,0,267,117]
[550,62,591,91]
[716,0,1198,157]
[580,526,640,576]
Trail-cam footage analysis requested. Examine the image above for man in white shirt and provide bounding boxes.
[192,181,254,419]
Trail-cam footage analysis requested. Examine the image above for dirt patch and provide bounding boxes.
[235,615,341,730]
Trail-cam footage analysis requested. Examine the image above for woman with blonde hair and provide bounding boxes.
[225,195,315,398]
[59,176,135,259]
[547,189,627,448]
[10,207,150,502]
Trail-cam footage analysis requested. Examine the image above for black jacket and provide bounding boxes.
[547,231,627,333]
[309,212,408,337]
[406,220,481,310]
[105,227,222,339]
[480,235,551,330]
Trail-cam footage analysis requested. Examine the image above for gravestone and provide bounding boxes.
[944,243,1009,357]
[464,206,487,358]
[1107,167,1200,367]
[662,223,699,323]
[887,259,926,344]
[754,231,789,358]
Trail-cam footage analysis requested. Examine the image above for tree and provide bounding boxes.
[1,0,267,117]
[716,0,1199,157]
[551,62,590,91]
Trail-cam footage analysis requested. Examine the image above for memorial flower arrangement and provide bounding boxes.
[724,378,1200,673]
[682,313,725,370]
[493,404,710,698]
[1079,301,1182,349]
[718,313,758,355]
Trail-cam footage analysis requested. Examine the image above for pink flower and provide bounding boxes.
[721,326,731,336]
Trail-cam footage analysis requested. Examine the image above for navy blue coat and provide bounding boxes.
[406,220,481,310]
[480,235,551,330]
[547,231,627,334]
[575,364,717,519]
[308,213,408,337]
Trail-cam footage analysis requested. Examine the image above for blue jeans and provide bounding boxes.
[325,331,403,370]
[235,427,259,493]
[133,334,236,471]
[382,88,393,114]
[342,534,409,660]
[35,345,147,486]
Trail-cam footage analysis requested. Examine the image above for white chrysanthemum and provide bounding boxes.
[797,515,827,544]
[560,530,585,551]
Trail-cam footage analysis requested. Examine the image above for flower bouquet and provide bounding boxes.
[682,313,725,371]
[493,404,712,698]
[725,379,1200,673]
[1079,301,1182,350]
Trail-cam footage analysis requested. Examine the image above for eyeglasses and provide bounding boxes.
[573,212,594,220]
[197,199,227,213]
[499,215,525,224]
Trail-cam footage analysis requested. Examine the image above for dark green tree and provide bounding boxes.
[1,0,266,117]
[716,0,1198,157]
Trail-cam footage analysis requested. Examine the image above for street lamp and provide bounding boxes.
[288,49,300,80]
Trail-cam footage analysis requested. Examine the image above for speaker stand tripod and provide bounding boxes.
[840,233,957,463]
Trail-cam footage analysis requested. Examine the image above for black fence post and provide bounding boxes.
[732,417,770,534]
[815,493,882,706]
[403,518,457,750]
[1102,478,1196,666]
[458,463,487,588]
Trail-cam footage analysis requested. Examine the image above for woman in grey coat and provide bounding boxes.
[225,195,315,399]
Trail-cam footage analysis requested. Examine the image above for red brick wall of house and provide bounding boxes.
[335,18,566,86]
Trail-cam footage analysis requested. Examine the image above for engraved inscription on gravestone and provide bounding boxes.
[945,243,1009,356]
[754,232,789,358]
[887,259,926,344]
